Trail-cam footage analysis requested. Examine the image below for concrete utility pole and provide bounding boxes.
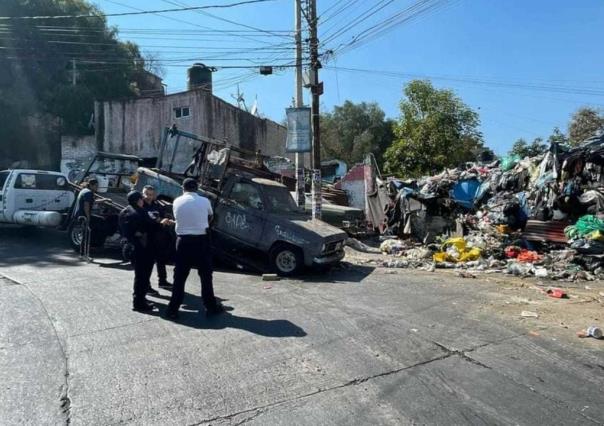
[309,0,322,219]
[294,0,305,207]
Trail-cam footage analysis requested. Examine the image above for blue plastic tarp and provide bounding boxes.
[451,178,481,209]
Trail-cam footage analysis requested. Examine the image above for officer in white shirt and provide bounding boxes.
[165,178,224,319]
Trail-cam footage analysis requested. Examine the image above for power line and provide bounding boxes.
[159,0,292,41]
[324,66,604,97]
[0,0,277,20]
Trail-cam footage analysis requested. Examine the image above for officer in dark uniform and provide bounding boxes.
[119,191,172,312]
[142,185,173,294]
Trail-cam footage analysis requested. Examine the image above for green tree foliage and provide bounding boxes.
[509,137,547,158]
[547,126,568,145]
[384,80,484,177]
[509,138,529,158]
[568,107,604,146]
[0,0,151,165]
[320,101,394,168]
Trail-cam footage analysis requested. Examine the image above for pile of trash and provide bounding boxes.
[374,134,604,281]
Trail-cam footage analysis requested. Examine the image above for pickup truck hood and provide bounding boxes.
[289,218,348,240]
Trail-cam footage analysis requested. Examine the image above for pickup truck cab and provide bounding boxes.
[0,169,74,227]
[136,168,347,275]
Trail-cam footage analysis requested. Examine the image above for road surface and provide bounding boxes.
[1,226,603,425]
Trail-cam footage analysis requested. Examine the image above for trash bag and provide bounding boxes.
[500,154,521,171]
[565,215,604,239]
[433,237,482,263]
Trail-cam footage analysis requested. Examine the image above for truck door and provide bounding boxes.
[214,181,265,249]
[12,173,73,213]
[0,171,9,222]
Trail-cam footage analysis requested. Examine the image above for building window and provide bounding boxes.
[174,106,190,119]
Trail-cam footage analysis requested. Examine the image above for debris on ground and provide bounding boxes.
[345,135,604,282]
[346,238,381,254]
[521,311,539,318]
[262,274,280,281]
[546,288,568,299]
[577,326,603,339]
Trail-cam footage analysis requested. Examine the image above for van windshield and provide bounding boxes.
[0,171,8,190]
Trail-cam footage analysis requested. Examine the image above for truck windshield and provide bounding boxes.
[0,171,8,190]
[263,187,301,214]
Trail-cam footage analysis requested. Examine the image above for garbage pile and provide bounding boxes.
[376,134,604,281]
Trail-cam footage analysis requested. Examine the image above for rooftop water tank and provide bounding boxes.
[188,63,213,93]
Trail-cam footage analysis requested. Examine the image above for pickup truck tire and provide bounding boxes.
[270,243,303,276]
[68,220,107,251]
[68,220,85,251]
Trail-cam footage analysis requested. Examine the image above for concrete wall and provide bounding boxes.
[96,88,287,160]
[60,135,97,181]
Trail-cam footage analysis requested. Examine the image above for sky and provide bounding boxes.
[95,0,604,155]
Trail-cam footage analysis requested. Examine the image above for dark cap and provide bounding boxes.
[182,178,198,192]
[127,190,143,206]
[87,178,99,186]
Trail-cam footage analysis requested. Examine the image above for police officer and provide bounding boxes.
[119,191,172,312]
[142,185,173,294]
[165,178,224,320]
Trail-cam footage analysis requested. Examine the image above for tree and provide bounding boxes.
[320,101,394,168]
[509,138,529,158]
[548,127,568,145]
[477,147,496,163]
[568,107,604,145]
[383,80,484,177]
[0,0,151,167]
[509,137,547,158]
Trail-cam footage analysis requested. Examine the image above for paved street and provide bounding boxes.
[1,226,603,425]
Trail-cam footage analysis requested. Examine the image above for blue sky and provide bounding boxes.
[96,0,604,155]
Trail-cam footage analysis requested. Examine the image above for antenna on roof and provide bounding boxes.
[231,84,248,112]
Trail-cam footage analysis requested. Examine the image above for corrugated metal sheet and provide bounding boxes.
[523,220,568,243]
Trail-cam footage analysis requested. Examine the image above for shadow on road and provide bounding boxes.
[0,226,80,268]
[145,293,307,338]
[300,263,375,284]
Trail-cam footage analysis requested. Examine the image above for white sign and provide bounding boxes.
[285,107,312,153]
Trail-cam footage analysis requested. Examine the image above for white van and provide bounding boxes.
[0,169,75,227]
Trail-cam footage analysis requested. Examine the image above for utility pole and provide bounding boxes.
[294,0,305,207]
[71,59,77,86]
[309,0,322,220]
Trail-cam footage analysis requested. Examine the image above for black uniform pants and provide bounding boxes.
[132,246,154,306]
[151,227,172,284]
[168,235,216,311]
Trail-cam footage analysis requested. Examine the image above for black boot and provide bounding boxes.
[133,300,155,312]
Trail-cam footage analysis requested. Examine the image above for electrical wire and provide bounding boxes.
[324,66,604,98]
[0,0,278,20]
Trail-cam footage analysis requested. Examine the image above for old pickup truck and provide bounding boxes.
[0,169,75,227]
[136,167,347,275]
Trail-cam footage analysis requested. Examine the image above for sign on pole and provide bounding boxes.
[285,107,312,153]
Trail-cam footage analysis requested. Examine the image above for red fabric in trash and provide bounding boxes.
[505,246,522,258]
[517,250,541,263]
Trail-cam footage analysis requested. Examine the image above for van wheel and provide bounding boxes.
[270,243,303,276]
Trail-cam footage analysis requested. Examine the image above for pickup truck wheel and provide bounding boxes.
[68,221,84,251]
[270,244,303,276]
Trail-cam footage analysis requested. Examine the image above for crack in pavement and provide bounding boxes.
[460,350,604,425]
[191,334,599,426]
[189,347,459,426]
[0,273,72,425]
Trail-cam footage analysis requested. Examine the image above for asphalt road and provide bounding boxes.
[1,226,603,425]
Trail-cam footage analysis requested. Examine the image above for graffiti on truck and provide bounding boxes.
[275,225,308,245]
[225,211,250,231]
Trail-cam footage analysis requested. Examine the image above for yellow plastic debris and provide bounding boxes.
[433,237,482,263]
